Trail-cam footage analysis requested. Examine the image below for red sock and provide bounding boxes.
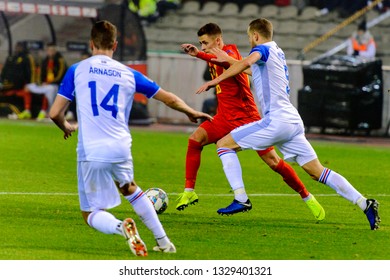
[274,159,309,199]
[15,90,31,110]
[185,139,203,189]
[41,96,48,111]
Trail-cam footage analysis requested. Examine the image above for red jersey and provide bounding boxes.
[196,44,260,121]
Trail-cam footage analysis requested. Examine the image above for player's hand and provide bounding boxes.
[187,111,213,123]
[181,44,198,56]
[195,81,214,94]
[63,122,77,140]
[209,47,230,63]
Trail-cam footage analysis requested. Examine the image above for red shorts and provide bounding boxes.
[200,114,274,155]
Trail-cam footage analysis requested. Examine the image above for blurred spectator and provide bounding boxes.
[369,0,390,13]
[26,43,67,121]
[128,0,159,25]
[157,0,181,17]
[0,42,36,119]
[347,20,376,59]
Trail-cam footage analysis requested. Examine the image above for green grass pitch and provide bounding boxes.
[0,119,389,260]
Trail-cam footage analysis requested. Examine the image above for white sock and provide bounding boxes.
[184,188,194,192]
[217,148,248,202]
[87,210,122,235]
[319,168,365,205]
[302,193,312,202]
[156,236,171,248]
[125,186,167,239]
[234,187,249,203]
[356,197,368,211]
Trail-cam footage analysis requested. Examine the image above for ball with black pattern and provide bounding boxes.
[144,188,169,214]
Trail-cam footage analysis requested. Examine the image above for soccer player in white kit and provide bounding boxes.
[196,18,380,230]
[50,20,212,257]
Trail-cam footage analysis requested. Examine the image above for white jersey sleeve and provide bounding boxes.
[58,55,160,162]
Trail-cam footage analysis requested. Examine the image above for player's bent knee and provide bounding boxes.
[259,149,280,169]
[118,181,137,196]
[189,127,208,145]
[302,159,323,181]
[216,134,237,150]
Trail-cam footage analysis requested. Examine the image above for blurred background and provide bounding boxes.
[0,0,389,136]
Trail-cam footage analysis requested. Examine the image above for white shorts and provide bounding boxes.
[77,160,134,212]
[26,83,58,106]
[232,118,317,166]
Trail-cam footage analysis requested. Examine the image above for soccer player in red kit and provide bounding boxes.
[177,23,325,218]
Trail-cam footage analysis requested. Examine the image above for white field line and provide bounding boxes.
[0,192,389,197]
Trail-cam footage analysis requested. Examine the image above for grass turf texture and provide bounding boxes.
[0,119,389,260]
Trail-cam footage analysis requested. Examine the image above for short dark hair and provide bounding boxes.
[248,18,273,40]
[197,23,222,37]
[91,20,117,50]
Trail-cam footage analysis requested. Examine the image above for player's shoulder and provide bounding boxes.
[249,43,273,55]
[63,62,80,77]
[224,44,239,53]
[223,44,241,58]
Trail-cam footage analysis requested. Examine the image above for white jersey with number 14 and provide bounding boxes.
[58,55,160,162]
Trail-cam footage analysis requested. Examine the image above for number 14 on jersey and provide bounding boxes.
[89,81,119,118]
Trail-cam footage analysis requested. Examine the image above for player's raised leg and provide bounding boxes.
[259,149,325,221]
[78,161,148,257]
[83,210,148,257]
[303,159,380,230]
[120,182,176,252]
[121,218,148,257]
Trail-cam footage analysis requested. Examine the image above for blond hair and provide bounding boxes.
[248,18,273,40]
[90,20,117,50]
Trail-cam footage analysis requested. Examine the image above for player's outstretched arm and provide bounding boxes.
[210,48,252,76]
[210,47,237,65]
[153,88,212,123]
[196,53,259,94]
[49,95,77,140]
[181,44,199,57]
[195,80,216,94]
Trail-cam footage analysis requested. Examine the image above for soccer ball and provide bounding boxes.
[144,188,169,214]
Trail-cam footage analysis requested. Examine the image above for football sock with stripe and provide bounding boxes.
[87,210,122,235]
[125,186,167,240]
[319,168,365,207]
[217,147,248,202]
[185,139,203,189]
